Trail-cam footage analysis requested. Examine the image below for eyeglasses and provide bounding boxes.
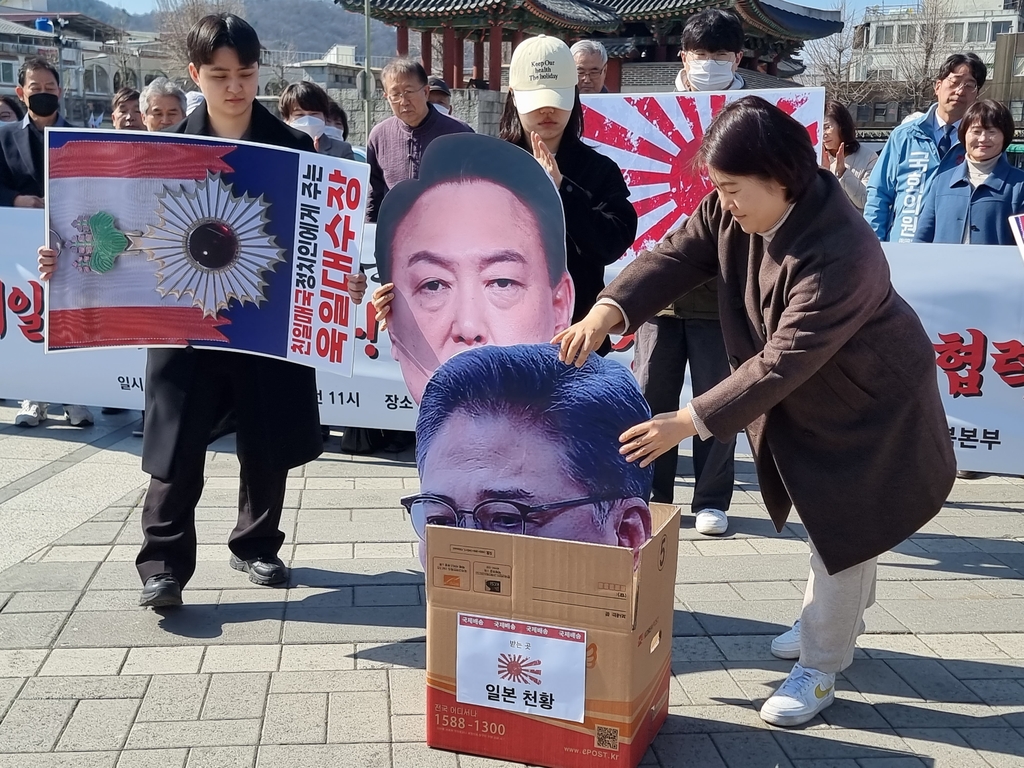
[945,79,979,94]
[401,493,617,538]
[685,50,738,62]
[576,68,605,80]
[387,87,425,104]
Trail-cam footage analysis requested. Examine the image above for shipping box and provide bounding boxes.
[425,503,680,768]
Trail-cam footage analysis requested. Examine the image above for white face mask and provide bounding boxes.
[289,115,326,139]
[685,59,736,91]
[431,102,451,115]
[322,125,345,141]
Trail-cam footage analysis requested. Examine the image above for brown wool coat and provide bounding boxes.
[602,170,955,574]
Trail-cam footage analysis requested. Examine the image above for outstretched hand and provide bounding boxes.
[552,303,623,367]
[619,409,699,467]
[531,132,562,188]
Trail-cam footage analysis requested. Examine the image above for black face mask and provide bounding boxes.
[27,93,59,118]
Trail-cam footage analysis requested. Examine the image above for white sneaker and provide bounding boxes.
[760,663,835,727]
[771,619,801,660]
[15,401,47,427]
[64,405,94,427]
[694,508,728,535]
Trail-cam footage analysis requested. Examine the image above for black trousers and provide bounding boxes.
[136,357,289,587]
[633,316,736,510]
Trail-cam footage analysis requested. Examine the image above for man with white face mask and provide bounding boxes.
[634,7,747,536]
[278,81,354,160]
[675,9,746,93]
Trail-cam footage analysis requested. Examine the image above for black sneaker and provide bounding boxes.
[229,554,288,586]
[139,574,182,608]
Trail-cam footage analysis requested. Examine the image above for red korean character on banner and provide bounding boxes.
[934,329,987,397]
[325,213,357,252]
[326,169,361,210]
[991,339,1024,388]
[3,280,45,344]
[316,327,348,363]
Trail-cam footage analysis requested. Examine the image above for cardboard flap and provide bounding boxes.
[632,503,681,633]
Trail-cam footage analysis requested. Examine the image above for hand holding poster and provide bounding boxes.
[44,129,369,377]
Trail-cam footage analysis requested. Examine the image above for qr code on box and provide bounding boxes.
[595,725,619,751]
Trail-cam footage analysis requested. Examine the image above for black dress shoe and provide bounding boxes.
[139,574,182,608]
[957,470,984,480]
[229,554,288,586]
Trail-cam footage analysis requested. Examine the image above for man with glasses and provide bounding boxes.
[674,9,747,93]
[365,59,473,223]
[405,343,653,563]
[866,53,987,242]
[571,39,609,94]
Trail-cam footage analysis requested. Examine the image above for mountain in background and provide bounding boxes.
[46,0,396,55]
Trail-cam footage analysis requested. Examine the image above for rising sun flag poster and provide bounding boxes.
[43,129,369,377]
[580,88,825,261]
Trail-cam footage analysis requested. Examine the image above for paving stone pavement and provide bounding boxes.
[0,404,1022,767]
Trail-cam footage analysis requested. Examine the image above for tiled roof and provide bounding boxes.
[334,0,619,31]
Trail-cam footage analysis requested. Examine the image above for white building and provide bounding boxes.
[851,0,1019,81]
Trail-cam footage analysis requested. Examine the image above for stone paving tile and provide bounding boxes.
[186,746,256,767]
[57,698,140,751]
[279,643,356,671]
[0,754,117,768]
[393,741,459,767]
[137,675,209,722]
[2,590,81,613]
[121,646,205,675]
[201,673,269,720]
[650,733,727,768]
[200,645,280,673]
[388,669,426,716]
[254,744,392,767]
[0,649,46,677]
[0,698,75,752]
[886,659,985,703]
[326,690,389,743]
[116,749,188,768]
[0,612,67,649]
[918,633,1010,659]
[39,647,128,676]
[56,607,283,648]
[19,675,149,700]
[260,692,328,744]
[956,727,1024,767]
[125,719,262,749]
[709,731,795,768]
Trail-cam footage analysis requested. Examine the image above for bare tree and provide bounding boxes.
[155,0,245,86]
[802,0,875,105]
[876,0,956,112]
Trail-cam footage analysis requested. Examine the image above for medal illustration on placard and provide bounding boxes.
[63,212,144,274]
[141,172,284,318]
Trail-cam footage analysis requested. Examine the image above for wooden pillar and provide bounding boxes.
[512,29,524,50]
[472,38,484,82]
[605,57,621,93]
[767,54,779,76]
[453,33,465,88]
[420,30,432,74]
[396,24,409,57]
[488,24,502,90]
[442,25,456,87]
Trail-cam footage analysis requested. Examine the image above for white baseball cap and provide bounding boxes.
[509,35,577,114]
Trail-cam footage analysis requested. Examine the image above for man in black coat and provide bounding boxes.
[38,14,323,608]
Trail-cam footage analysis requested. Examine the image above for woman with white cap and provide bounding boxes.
[497,35,637,352]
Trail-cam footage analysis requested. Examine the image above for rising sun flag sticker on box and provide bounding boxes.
[580,88,825,261]
[43,129,369,377]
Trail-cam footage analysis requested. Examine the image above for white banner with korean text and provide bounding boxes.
[2,211,1024,474]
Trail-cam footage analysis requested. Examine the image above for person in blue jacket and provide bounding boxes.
[865,53,986,242]
[914,99,1024,246]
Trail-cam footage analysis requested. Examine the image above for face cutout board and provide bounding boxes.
[374,133,576,404]
[409,343,654,557]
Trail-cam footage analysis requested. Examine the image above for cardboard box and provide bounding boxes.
[425,503,680,768]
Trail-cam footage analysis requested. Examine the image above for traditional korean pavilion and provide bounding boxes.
[335,0,842,91]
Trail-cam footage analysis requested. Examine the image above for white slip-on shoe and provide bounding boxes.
[694,508,729,535]
[64,405,94,427]
[760,662,835,727]
[15,401,47,427]
[771,619,801,660]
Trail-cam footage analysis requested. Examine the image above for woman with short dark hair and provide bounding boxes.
[0,94,24,123]
[555,95,955,728]
[822,100,876,211]
[914,99,1024,245]
[278,81,354,160]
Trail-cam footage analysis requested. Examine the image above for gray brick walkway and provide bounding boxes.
[0,403,1022,767]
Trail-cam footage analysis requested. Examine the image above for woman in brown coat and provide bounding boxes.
[556,96,955,727]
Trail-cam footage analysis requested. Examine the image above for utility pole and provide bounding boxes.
[364,0,371,141]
